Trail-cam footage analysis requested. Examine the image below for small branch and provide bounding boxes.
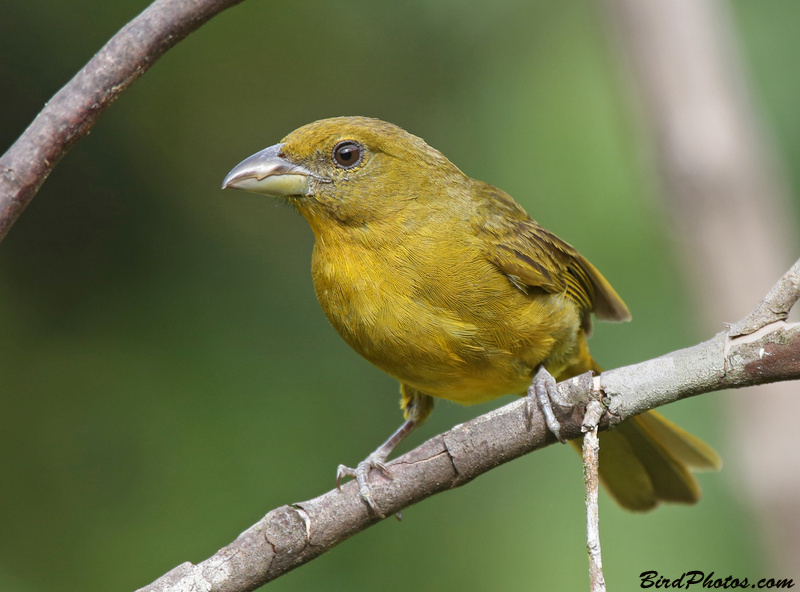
[582,400,606,592]
[136,262,800,592]
[0,0,245,242]
[728,258,800,337]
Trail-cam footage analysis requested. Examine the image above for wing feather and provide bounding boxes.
[474,185,631,326]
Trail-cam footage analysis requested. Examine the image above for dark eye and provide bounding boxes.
[332,141,363,169]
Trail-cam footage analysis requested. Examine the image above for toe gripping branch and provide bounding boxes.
[526,367,611,443]
[336,418,418,518]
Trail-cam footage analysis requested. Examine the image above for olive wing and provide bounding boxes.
[475,188,631,326]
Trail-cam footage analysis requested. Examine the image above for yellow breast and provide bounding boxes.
[309,219,582,404]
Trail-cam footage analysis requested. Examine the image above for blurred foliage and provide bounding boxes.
[1,0,798,590]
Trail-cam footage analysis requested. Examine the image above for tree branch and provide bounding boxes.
[136,259,800,592]
[729,259,800,338]
[0,0,245,242]
[582,400,606,592]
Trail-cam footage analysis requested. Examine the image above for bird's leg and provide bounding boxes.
[527,365,568,443]
[337,387,433,517]
[336,419,417,516]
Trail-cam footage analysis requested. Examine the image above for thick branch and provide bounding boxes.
[136,261,800,592]
[0,0,244,242]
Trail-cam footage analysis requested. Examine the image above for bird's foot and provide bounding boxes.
[335,418,418,518]
[526,365,567,443]
[337,452,393,517]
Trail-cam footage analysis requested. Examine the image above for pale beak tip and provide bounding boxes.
[222,167,251,190]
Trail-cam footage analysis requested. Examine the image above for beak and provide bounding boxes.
[222,143,311,196]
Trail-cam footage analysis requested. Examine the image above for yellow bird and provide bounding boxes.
[223,116,720,513]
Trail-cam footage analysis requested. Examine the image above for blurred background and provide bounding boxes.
[1,0,798,590]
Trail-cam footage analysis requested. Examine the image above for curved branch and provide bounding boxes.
[0,0,245,242]
[135,259,800,592]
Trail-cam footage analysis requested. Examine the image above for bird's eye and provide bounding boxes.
[332,141,363,169]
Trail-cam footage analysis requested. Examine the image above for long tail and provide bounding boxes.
[559,346,721,511]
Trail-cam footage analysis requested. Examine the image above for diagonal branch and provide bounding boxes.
[135,259,800,592]
[0,0,245,242]
[728,258,800,338]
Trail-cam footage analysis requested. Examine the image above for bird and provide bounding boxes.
[222,116,720,515]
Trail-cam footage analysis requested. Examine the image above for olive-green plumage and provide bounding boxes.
[224,116,720,511]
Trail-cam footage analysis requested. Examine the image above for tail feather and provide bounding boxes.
[569,412,719,511]
[634,411,722,471]
[560,346,720,511]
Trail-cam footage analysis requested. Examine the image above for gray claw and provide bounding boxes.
[336,454,394,517]
[336,464,355,491]
[527,365,567,443]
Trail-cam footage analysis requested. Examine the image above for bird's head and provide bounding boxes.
[222,117,465,230]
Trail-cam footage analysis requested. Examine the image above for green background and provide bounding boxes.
[1,1,798,590]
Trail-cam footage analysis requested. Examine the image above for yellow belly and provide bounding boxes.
[311,233,583,405]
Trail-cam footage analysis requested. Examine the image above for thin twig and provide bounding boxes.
[0,0,245,242]
[582,400,606,592]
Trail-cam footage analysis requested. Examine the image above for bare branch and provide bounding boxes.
[0,0,245,242]
[729,258,800,337]
[136,262,800,592]
[582,400,606,592]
